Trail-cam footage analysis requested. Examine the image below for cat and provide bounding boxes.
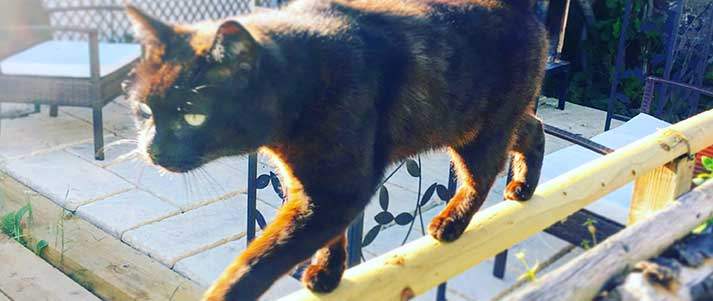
[125,0,547,300]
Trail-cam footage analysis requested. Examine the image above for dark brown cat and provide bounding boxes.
[125,0,547,300]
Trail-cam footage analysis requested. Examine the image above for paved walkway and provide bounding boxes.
[0,97,614,300]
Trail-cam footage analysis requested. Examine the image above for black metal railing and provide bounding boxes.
[245,153,457,300]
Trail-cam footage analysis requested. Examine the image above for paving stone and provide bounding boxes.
[108,156,248,209]
[60,98,137,138]
[2,150,133,210]
[446,258,518,301]
[174,239,249,287]
[0,112,95,161]
[122,195,277,267]
[174,237,303,297]
[65,136,140,167]
[75,189,180,237]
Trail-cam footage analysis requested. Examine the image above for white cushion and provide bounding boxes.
[0,41,141,78]
[540,114,671,224]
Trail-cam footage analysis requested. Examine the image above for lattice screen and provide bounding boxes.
[43,0,255,42]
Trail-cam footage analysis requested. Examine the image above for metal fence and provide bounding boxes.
[43,0,253,42]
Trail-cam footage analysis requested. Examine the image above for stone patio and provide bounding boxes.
[0,96,619,300]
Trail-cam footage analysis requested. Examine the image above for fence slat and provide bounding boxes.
[504,181,713,301]
[628,155,695,224]
[279,109,713,301]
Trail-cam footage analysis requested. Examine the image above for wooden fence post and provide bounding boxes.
[628,155,695,225]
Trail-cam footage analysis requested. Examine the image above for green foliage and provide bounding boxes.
[515,251,540,282]
[1,202,33,246]
[583,218,598,246]
[691,156,713,234]
[692,218,712,234]
[35,239,48,255]
[567,0,666,112]
[693,156,713,186]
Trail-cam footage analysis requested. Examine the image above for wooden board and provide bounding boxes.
[0,172,205,301]
[279,108,713,301]
[0,234,101,301]
[629,156,695,224]
[504,181,713,301]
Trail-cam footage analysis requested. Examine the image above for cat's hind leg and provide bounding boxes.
[300,233,346,293]
[504,112,544,201]
[429,131,512,242]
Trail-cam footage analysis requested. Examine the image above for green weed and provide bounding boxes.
[0,201,47,254]
[514,251,539,282]
[691,156,713,234]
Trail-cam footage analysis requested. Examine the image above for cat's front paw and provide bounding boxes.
[504,180,534,201]
[428,215,467,242]
[301,264,342,293]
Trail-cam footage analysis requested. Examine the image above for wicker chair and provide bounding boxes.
[0,0,254,160]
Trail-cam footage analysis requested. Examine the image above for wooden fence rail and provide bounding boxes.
[504,180,713,301]
[279,109,713,301]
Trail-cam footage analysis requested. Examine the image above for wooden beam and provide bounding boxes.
[278,109,713,301]
[0,234,101,301]
[503,181,713,301]
[629,155,695,224]
[0,173,204,301]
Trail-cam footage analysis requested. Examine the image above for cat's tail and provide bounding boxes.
[502,0,536,10]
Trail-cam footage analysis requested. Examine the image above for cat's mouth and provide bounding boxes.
[149,155,204,173]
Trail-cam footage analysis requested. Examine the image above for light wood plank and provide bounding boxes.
[504,181,713,301]
[0,173,204,301]
[0,234,100,301]
[278,109,713,301]
[629,156,694,224]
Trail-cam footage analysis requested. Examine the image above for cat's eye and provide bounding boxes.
[184,114,207,126]
[138,103,152,119]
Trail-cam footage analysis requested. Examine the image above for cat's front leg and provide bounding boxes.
[201,179,370,301]
[429,130,513,242]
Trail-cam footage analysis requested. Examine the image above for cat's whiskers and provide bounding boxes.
[195,166,228,199]
[210,158,244,174]
[182,172,194,210]
[136,163,147,185]
[103,138,139,149]
[157,167,170,177]
[108,148,141,166]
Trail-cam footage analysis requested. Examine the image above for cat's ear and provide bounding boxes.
[126,5,174,47]
[209,20,258,68]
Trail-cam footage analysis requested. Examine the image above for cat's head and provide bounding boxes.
[125,6,273,172]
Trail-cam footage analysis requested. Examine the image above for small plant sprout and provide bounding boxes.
[691,156,713,234]
[693,156,713,186]
[583,218,598,246]
[581,239,591,250]
[692,218,713,234]
[515,251,539,282]
[1,202,33,246]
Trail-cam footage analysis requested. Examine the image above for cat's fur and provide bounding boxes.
[125,0,547,300]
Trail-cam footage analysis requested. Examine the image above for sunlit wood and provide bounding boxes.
[279,109,713,301]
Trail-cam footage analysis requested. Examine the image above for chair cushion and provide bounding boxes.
[540,114,671,224]
[0,41,141,78]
